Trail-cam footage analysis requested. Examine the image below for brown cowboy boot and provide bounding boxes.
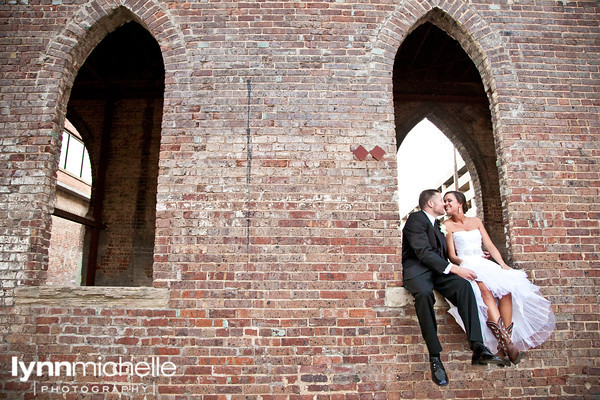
[486,319,511,366]
[503,320,525,364]
[487,317,524,365]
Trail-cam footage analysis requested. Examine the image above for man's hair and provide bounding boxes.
[418,189,441,209]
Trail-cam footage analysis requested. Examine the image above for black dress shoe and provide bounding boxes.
[429,356,449,386]
[471,343,507,366]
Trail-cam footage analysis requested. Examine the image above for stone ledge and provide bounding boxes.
[385,286,448,308]
[14,286,169,309]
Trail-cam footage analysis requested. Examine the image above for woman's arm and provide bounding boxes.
[477,218,512,270]
[444,221,463,265]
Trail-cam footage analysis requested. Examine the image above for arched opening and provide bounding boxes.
[50,20,165,286]
[394,18,507,259]
[397,118,476,225]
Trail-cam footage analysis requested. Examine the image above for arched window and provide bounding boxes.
[394,18,508,259]
[48,20,165,287]
[397,118,476,226]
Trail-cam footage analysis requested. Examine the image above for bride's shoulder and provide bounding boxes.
[465,216,484,228]
[465,216,482,222]
[472,216,483,225]
[442,219,456,231]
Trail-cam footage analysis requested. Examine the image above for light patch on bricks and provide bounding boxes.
[272,328,286,337]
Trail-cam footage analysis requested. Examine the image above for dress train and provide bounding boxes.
[446,229,555,352]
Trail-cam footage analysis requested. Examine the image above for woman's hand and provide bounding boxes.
[501,264,513,270]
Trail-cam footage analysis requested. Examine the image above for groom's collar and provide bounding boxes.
[422,210,438,227]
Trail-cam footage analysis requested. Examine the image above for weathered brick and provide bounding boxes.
[1,1,599,399]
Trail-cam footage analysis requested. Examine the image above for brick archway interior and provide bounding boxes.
[49,19,165,286]
[393,19,508,259]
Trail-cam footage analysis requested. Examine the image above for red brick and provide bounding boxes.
[1,1,598,399]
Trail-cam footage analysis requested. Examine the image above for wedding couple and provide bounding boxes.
[402,189,555,386]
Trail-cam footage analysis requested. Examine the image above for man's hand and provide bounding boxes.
[482,251,491,260]
[450,264,478,281]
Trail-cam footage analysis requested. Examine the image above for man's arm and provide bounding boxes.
[404,213,477,281]
[403,214,449,275]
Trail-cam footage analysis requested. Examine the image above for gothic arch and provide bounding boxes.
[381,4,516,259]
[37,0,189,131]
[370,0,520,109]
[395,105,488,214]
[27,1,190,285]
[370,0,522,198]
[421,113,484,213]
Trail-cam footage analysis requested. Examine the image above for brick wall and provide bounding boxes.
[0,1,598,399]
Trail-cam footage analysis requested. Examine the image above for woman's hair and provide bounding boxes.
[445,190,469,213]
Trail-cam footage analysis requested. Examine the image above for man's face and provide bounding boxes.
[429,193,446,217]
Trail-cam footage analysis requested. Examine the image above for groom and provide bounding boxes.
[402,189,504,386]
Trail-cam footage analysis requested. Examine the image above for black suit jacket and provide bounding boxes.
[402,210,449,280]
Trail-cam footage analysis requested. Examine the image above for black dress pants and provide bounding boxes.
[403,270,483,355]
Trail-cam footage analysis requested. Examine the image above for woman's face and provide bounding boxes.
[444,193,460,215]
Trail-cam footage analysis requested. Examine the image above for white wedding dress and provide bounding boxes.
[446,229,555,351]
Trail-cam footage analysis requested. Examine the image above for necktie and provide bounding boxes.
[433,219,444,255]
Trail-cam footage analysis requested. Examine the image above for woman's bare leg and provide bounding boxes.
[477,282,500,322]
[498,293,513,326]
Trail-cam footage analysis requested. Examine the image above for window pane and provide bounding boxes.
[59,129,92,184]
[81,149,92,183]
[65,136,84,177]
[59,132,69,169]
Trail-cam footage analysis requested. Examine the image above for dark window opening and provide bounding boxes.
[50,21,165,287]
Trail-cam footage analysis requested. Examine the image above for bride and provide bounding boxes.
[442,191,555,365]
